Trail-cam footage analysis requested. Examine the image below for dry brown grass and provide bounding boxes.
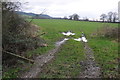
[94,24,119,42]
[27,24,41,37]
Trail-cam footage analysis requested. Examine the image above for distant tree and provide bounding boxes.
[96,19,98,21]
[69,15,73,20]
[112,12,117,22]
[73,14,79,21]
[85,18,89,21]
[100,14,107,22]
[107,12,113,22]
[83,17,89,21]
[64,16,68,20]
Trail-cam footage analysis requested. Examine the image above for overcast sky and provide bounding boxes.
[20,0,119,20]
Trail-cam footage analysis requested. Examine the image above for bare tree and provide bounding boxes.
[83,17,89,21]
[100,14,107,22]
[113,12,117,22]
[64,16,68,20]
[69,15,73,20]
[73,14,79,21]
[107,12,113,22]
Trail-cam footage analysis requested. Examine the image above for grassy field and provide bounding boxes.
[26,19,117,59]
[89,38,118,77]
[27,19,118,78]
[4,19,118,78]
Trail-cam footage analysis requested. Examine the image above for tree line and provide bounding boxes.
[100,12,118,22]
[63,12,118,23]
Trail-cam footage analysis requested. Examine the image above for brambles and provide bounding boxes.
[2,2,46,78]
[2,2,45,58]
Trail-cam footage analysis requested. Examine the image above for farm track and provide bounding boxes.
[21,39,67,78]
[79,42,101,78]
[21,38,101,78]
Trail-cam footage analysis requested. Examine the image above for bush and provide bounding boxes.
[95,24,119,41]
[2,2,46,61]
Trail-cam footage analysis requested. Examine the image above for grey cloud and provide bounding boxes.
[20,0,119,19]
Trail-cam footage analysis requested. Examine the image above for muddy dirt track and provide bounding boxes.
[21,38,68,78]
[21,38,101,78]
[79,43,101,78]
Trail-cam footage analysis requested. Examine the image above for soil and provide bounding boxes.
[20,38,68,78]
[78,43,101,78]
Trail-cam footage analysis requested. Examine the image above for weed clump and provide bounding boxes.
[95,24,119,42]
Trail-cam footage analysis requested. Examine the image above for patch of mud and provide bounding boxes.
[21,38,68,78]
[79,43,101,78]
[55,38,69,47]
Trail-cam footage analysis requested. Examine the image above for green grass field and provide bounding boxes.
[4,19,118,78]
[27,19,118,78]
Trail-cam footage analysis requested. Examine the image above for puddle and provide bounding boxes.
[81,36,88,42]
[74,38,82,41]
[61,31,88,42]
[62,31,75,36]
[22,38,69,78]
[55,38,69,46]
[74,37,88,42]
